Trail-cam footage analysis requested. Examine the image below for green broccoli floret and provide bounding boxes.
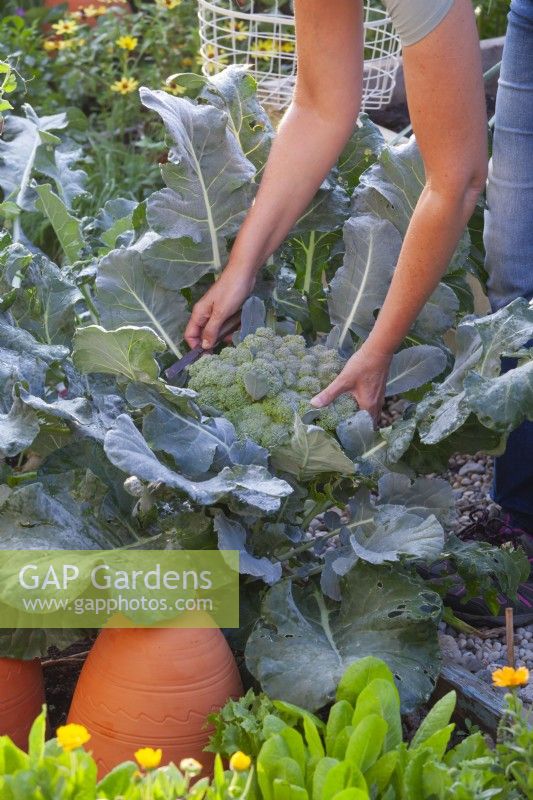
[187,327,356,448]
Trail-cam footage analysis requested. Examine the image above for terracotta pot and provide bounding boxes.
[0,658,46,750]
[68,624,243,777]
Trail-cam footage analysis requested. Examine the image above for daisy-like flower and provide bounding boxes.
[280,40,295,53]
[52,19,79,35]
[492,665,530,688]
[43,39,59,51]
[110,76,139,94]
[135,747,162,770]
[229,752,252,772]
[82,3,108,16]
[56,724,91,752]
[223,20,248,41]
[200,44,229,66]
[57,38,76,50]
[116,35,138,50]
[155,0,181,9]
[163,79,185,96]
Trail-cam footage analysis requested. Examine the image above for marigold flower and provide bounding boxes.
[110,76,139,94]
[229,751,252,772]
[52,19,79,35]
[492,665,530,688]
[155,0,181,8]
[56,723,91,752]
[135,747,163,770]
[180,757,202,775]
[116,35,138,50]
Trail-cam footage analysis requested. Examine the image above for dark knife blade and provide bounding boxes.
[164,310,243,382]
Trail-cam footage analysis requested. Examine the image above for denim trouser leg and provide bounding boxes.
[483,0,533,523]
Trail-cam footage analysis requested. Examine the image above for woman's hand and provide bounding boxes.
[184,267,256,350]
[310,344,393,424]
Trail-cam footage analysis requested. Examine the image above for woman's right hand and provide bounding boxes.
[184,266,256,350]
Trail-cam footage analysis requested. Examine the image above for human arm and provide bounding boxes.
[184,0,363,349]
[311,0,488,420]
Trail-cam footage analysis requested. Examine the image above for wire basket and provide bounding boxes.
[197,0,402,110]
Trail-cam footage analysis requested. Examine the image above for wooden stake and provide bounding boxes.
[505,607,515,667]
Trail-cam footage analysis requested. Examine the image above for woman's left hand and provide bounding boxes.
[310,344,393,425]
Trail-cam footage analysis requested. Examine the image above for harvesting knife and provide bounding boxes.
[165,311,243,382]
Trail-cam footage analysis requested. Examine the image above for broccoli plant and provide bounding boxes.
[188,328,356,448]
[1,66,532,711]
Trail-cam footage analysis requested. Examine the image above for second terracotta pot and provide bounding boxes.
[0,657,46,750]
[67,624,243,776]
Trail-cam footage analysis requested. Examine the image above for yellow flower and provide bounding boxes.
[56,723,91,752]
[82,3,108,16]
[57,38,75,50]
[155,0,181,9]
[492,666,530,688]
[43,39,59,51]
[180,757,202,775]
[223,20,248,41]
[110,76,139,94]
[251,39,275,61]
[163,80,185,96]
[116,35,138,50]
[280,40,295,53]
[135,747,163,770]
[229,752,252,772]
[181,56,193,67]
[202,44,229,65]
[52,19,79,35]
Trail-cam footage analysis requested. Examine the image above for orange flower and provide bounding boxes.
[492,666,530,688]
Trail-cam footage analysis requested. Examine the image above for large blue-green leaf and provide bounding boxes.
[33,140,87,209]
[0,241,81,345]
[465,358,533,432]
[416,298,533,444]
[271,417,355,481]
[140,88,255,272]
[377,473,455,528]
[34,183,84,264]
[142,402,268,477]
[245,568,441,712]
[328,215,401,344]
[0,315,68,405]
[337,114,385,191]
[214,512,282,585]
[351,139,469,275]
[95,246,187,357]
[0,396,39,457]
[0,105,67,211]
[104,414,291,512]
[196,66,274,175]
[349,510,444,565]
[72,325,166,382]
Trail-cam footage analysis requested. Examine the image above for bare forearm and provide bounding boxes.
[226,101,357,275]
[365,184,480,355]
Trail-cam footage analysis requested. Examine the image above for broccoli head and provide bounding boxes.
[187,328,357,448]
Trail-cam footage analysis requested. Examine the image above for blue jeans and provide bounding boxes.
[484,0,533,525]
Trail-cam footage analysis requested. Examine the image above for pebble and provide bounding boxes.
[458,460,486,476]
[444,622,533,703]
